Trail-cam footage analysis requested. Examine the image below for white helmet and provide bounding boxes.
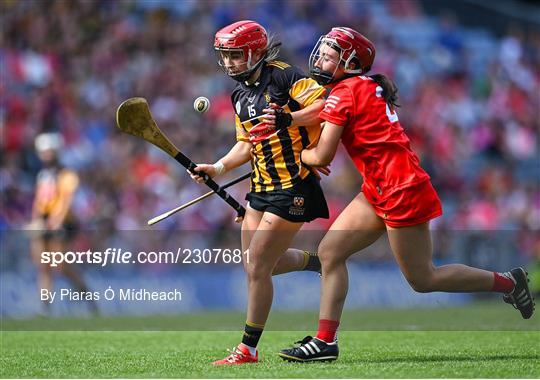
[34,132,64,153]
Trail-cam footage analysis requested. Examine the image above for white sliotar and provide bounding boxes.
[194,96,210,113]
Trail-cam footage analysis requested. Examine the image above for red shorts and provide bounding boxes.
[364,180,443,228]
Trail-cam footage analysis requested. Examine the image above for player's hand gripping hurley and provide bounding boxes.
[116,97,246,221]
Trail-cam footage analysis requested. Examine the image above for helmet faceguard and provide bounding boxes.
[308,36,345,85]
[215,47,266,82]
[309,27,376,85]
[214,20,269,82]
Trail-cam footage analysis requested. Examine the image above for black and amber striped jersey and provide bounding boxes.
[34,167,79,216]
[232,60,326,192]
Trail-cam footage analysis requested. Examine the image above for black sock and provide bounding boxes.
[242,322,264,348]
[302,251,321,272]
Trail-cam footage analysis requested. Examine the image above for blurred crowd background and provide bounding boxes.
[1,0,539,283]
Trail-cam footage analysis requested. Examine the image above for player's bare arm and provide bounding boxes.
[191,140,252,183]
[301,121,343,167]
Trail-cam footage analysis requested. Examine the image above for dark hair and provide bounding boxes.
[264,34,281,62]
[369,74,400,108]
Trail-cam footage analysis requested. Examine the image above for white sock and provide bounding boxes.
[240,343,257,356]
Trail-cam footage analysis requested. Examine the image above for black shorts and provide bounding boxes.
[40,215,78,241]
[246,174,329,223]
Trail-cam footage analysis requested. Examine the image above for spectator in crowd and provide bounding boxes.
[1,0,538,269]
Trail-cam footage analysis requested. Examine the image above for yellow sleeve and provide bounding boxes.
[235,114,250,142]
[289,78,326,107]
[57,170,79,196]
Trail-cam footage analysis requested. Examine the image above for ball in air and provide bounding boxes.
[194,96,210,113]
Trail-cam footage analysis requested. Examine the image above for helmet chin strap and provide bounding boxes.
[309,67,335,85]
[229,55,265,83]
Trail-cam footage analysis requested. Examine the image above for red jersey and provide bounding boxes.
[319,76,430,200]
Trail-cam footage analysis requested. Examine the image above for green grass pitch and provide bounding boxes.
[1,304,539,378]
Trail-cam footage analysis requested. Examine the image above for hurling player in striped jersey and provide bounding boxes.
[190,20,331,365]
[279,27,534,363]
[30,133,98,316]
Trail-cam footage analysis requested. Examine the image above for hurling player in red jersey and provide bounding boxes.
[278,27,535,363]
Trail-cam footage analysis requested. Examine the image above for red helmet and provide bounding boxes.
[309,27,376,85]
[214,20,268,82]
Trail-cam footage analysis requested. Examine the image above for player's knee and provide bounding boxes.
[319,253,338,271]
[245,261,272,283]
[406,276,434,293]
[318,242,344,271]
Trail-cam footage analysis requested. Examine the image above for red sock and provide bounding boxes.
[491,272,514,293]
[316,319,339,343]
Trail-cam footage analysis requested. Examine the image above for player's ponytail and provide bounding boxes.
[264,34,281,62]
[369,74,400,108]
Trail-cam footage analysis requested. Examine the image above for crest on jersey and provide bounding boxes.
[264,92,271,104]
[293,197,304,207]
